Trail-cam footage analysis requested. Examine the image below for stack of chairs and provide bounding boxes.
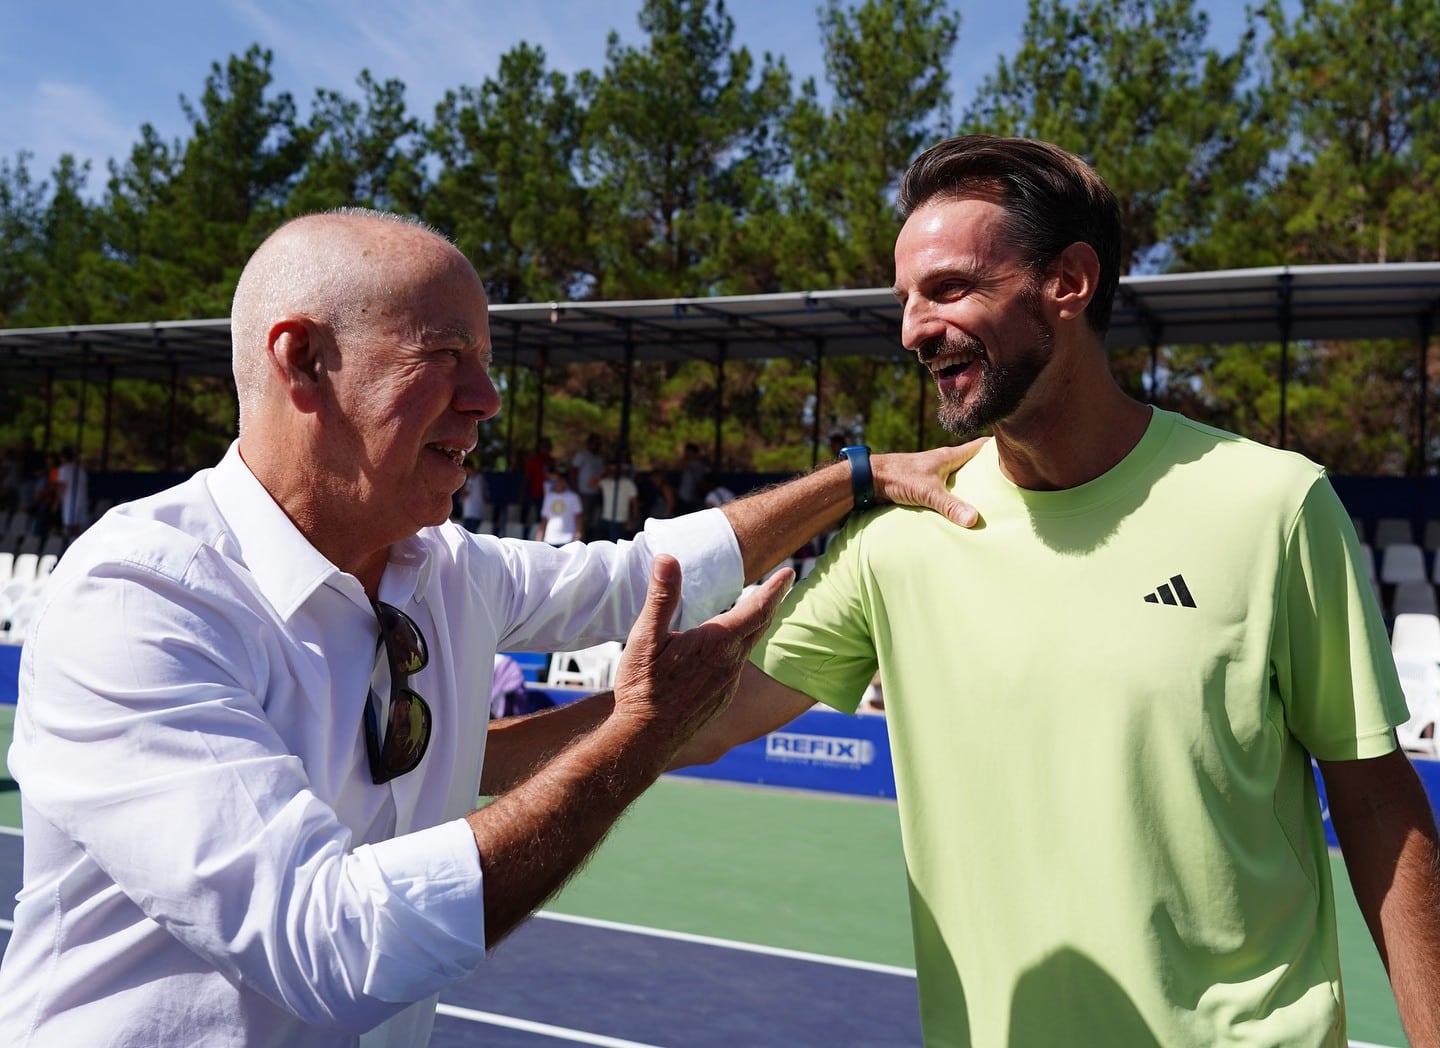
[1359,516,1440,756]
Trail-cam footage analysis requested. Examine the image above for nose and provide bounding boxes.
[458,359,502,422]
[900,296,942,355]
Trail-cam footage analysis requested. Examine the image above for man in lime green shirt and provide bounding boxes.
[681,136,1440,1046]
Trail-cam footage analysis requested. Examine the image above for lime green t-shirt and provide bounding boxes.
[753,409,1407,1047]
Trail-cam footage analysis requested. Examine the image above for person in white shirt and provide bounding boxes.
[568,433,605,530]
[540,471,584,545]
[0,207,980,1047]
[459,458,488,532]
[598,459,639,541]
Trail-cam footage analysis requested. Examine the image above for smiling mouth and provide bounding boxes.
[427,444,469,466]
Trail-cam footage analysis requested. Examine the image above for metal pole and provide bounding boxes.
[74,343,89,457]
[166,364,179,473]
[533,348,547,454]
[1278,272,1293,451]
[713,341,727,470]
[1419,313,1434,476]
[42,370,54,452]
[811,339,825,470]
[505,330,518,469]
[101,366,115,471]
[620,324,635,462]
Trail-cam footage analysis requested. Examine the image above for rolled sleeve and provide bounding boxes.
[355,820,486,1003]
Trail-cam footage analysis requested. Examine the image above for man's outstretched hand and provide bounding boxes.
[611,555,794,753]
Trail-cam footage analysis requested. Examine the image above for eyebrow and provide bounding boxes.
[419,324,480,347]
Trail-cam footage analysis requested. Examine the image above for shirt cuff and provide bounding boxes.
[353,819,487,1003]
[641,508,744,630]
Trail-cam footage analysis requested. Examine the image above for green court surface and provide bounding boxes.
[0,702,1409,1045]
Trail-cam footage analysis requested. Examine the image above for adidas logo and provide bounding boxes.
[1144,574,1196,608]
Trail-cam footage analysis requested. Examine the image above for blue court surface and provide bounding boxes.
[0,823,923,1047]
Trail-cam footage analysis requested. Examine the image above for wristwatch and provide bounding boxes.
[838,445,875,512]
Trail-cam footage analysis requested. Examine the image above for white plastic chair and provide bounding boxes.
[1,580,46,644]
[35,553,58,579]
[1372,518,1414,549]
[547,641,623,690]
[1380,543,1427,585]
[1391,581,1439,617]
[1392,613,1440,661]
[10,552,38,585]
[1393,656,1440,757]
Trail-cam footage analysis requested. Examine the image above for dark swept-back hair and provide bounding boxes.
[897,135,1122,336]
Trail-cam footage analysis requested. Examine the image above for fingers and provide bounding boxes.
[624,554,683,654]
[713,566,794,646]
[871,443,985,529]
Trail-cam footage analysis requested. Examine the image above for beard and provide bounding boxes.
[920,286,1055,438]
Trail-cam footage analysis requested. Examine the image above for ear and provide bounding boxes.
[1048,242,1101,324]
[267,318,326,413]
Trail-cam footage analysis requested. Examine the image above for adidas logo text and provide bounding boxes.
[1144,574,1196,608]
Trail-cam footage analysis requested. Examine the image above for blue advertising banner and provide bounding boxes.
[0,645,19,705]
[667,707,897,799]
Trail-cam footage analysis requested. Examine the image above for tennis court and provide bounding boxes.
[0,702,1413,1046]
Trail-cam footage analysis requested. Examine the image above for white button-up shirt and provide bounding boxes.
[0,443,742,1047]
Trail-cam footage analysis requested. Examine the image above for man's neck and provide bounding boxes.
[992,387,1153,492]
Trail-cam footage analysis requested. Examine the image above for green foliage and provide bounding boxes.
[2,0,1439,479]
[426,44,589,304]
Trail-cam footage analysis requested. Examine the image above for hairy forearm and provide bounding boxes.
[720,444,982,583]
[468,708,672,948]
[721,462,851,583]
[479,693,616,795]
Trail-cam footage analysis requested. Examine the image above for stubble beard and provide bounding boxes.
[931,288,1056,439]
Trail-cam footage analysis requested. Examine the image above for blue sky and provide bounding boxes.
[0,0,1258,190]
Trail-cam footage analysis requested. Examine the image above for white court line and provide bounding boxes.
[434,1003,661,1047]
[0,919,11,931]
[0,826,21,838]
[535,909,916,977]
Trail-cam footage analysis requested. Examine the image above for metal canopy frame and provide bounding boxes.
[3,263,1438,468]
[2,263,1437,381]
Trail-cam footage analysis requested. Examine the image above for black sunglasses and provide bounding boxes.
[364,600,433,784]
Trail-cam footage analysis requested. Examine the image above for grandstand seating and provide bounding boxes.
[1371,517,1415,548]
[1390,581,1438,617]
[1380,543,1427,585]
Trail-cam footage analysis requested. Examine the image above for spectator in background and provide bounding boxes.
[540,471,584,545]
[598,459,639,541]
[675,442,709,514]
[489,654,553,720]
[638,466,676,522]
[459,457,489,533]
[55,446,89,538]
[569,434,605,531]
[520,437,553,527]
[0,447,20,513]
[703,473,736,510]
[28,454,61,538]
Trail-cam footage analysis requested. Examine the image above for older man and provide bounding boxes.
[685,137,1440,1046]
[0,209,977,1046]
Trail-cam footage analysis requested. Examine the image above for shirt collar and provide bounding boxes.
[207,443,440,618]
[207,442,360,619]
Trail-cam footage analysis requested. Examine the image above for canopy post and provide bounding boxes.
[713,341,727,470]
[811,338,825,470]
[1418,312,1434,476]
[1278,272,1294,450]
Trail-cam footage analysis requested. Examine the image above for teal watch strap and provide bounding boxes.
[839,445,875,512]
